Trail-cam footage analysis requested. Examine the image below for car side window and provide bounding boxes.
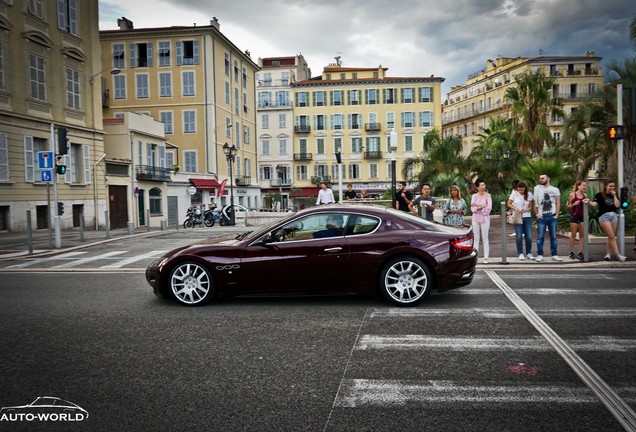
[349,215,380,236]
[280,213,348,241]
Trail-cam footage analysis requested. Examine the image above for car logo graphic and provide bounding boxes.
[0,396,88,422]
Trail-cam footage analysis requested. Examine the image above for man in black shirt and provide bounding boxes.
[395,181,412,212]
[344,184,357,200]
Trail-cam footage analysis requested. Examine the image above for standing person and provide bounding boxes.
[409,183,436,221]
[507,181,534,260]
[534,173,562,262]
[594,180,626,261]
[360,189,369,200]
[395,181,413,212]
[470,179,492,264]
[442,185,467,226]
[344,184,357,200]
[566,181,590,260]
[316,182,335,205]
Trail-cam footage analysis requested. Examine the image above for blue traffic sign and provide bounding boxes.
[38,151,54,169]
[41,169,52,183]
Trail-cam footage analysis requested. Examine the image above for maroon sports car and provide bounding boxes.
[146,204,477,306]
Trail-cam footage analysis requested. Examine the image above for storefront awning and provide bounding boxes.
[189,178,221,190]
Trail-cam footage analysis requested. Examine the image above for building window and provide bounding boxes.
[369,163,378,179]
[315,114,326,130]
[0,43,4,90]
[351,137,362,153]
[262,140,270,155]
[176,40,199,65]
[317,138,325,155]
[419,111,433,127]
[242,67,247,88]
[57,0,78,35]
[297,165,308,181]
[401,112,415,127]
[184,150,196,173]
[234,88,240,115]
[149,188,162,215]
[233,60,239,82]
[68,144,91,184]
[366,89,378,105]
[279,139,287,155]
[224,52,229,76]
[114,75,126,99]
[279,114,286,128]
[130,43,152,68]
[334,138,342,154]
[348,164,360,179]
[136,74,149,98]
[349,89,360,105]
[183,110,196,133]
[182,71,195,96]
[331,90,344,106]
[262,114,269,129]
[384,88,397,104]
[405,135,413,152]
[419,87,432,102]
[349,113,361,129]
[313,91,326,106]
[66,67,80,110]
[29,54,46,101]
[158,41,171,67]
[297,92,308,107]
[159,72,172,97]
[0,133,8,182]
[225,81,230,104]
[387,112,395,129]
[331,114,344,130]
[401,87,414,103]
[243,126,250,144]
[160,111,173,134]
[112,44,125,69]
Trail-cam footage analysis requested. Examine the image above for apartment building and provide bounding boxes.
[99,17,261,217]
[0,0,106,231]
[256,55,311,210]
[290,63,444,200]
[442,52,604,156]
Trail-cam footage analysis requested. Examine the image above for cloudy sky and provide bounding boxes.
[99,0,635,95]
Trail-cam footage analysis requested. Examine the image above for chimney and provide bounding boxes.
[117,17,134,30]
[210,17,220,30]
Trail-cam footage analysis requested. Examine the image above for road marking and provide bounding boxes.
[484,269,636,431]
[50,251,127,268]
[370,308,636,318]
[355,335,636,352]
[333,379,636,407]
[99,250,167,268]
[445,288,636,295]
[5,251,87,269]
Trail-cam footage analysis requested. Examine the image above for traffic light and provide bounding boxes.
[57,127,69,155]
[620,187,630,210]
[57,201,64,216]
[607,125,625,141]
[56,164,67,175]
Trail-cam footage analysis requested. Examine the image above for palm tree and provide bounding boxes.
[505,70,565,155]
[630,16,636,48]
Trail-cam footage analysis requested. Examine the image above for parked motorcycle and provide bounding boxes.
[203,207,221,227]
[183,206,203,228]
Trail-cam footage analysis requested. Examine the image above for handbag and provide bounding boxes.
[512,211,522,225]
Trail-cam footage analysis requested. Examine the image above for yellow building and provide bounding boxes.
[291,63,444,198]
[99,17,261,214]
[442,52,604,157]
[0,0,105,231]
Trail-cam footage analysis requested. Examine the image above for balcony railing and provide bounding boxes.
[235,176,251,186]
[135,165,171,182]
[270,178,293,187]
[294,153,313,161]
[311,175,332,184]
[364,151,383,159]
[294,125,311,133]
[257,101,293,109]
[364,123,381,131]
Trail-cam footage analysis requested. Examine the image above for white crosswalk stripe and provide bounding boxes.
[50,251,127,268]
[99,250,167,268]
[5,251,87,269]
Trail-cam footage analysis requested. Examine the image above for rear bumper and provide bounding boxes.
[436,251,477,291]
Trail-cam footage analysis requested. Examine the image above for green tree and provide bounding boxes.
[505,70,565,154]
[630,16,636,48]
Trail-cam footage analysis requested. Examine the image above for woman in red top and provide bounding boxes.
[566,180,590,260]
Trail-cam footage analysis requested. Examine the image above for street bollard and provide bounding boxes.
[26,209,33,255]
[583,201,589,262]
[105,210,110,238]
[127,221,135,235]
[500,202,508,264]
[161,220,167,231]
[79,211,85,242]
[147,210,151,232]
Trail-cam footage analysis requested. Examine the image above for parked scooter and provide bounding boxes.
[219,205,234,226]
[203,206,221,227]
[183,206,203,228]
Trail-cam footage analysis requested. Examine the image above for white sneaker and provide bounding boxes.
[526,253,535,260]
[535,255,544,262]
[518,254,525,260]
[552,255,563,261]
[483,259,489,264]
[618,255,627,262]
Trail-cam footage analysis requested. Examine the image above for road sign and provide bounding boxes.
[38,151,54,169]
[41,170,52,183]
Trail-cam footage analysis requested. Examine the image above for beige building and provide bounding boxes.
[290,63,445,200]
[442,52,604,156]
[99,17,260,218]
[256,55,311,209]
[0,0,106,231]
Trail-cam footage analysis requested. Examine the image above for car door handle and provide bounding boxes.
[324,247,342,253]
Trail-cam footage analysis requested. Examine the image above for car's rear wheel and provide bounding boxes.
[169,261,215,306]
[380,256,432,306]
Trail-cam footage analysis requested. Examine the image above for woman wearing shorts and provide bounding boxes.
[594,180,626,261]
[566,181,589,260]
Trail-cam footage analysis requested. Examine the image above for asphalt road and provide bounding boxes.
[1,262,635,431]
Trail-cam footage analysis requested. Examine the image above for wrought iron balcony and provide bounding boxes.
[364,123,381,131]
[294,153,313,161]
[135,165,171,182]
[270,178,293,187]
[364,151,383,159]
[294,125,311,133]
[235,176,251,186]
[311,175,332,184]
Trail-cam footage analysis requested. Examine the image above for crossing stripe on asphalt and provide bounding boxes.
[444,288,636,295]
[99,250,167,268]
[355,335,636,352]
[50,251,127,268]
[370,308,636,318]
[5,251,87,269]
[333,380,636,407]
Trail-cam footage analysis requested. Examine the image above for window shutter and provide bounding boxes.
[147,43,153,67]
[83,145,91,184]
[129,43,137,68]
[193,41,200,64]
[24,136,34,182]
[0,133,8,181]
[176,41,182,65]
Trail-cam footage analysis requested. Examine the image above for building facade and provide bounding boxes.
[256,55,311,210]
[442,52,604,156]
[0,0,107,231]
[99,17,260,217]
[290,63,444,201]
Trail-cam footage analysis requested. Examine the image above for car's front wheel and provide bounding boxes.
[169,261,215,306]
[379,256,432,306]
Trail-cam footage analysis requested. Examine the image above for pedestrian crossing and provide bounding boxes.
[2,250,167,270]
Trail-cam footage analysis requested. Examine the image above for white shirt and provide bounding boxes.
[316,188,335,205]
[508,190,534,218]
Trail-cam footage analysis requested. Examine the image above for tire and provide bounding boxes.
[169,261,215,306]
[183,219,193,229]
[379,256,432,306]
[204,219,213,227]
[220,218,228,226]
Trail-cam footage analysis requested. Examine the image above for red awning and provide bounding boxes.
[189,178,221,190]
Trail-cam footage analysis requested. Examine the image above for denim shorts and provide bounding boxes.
[599,212,618,223]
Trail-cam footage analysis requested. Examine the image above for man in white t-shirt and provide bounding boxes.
[316,183,335,205]
[533,173,562,262]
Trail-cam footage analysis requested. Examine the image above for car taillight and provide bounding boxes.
[450,235,474,251]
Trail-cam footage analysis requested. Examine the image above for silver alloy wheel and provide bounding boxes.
[382,258,430,305]
[170,262,213,305]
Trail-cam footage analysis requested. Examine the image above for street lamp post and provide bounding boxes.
[275,164,285,211]
[222,143,237,225]
[389,129,398,209]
